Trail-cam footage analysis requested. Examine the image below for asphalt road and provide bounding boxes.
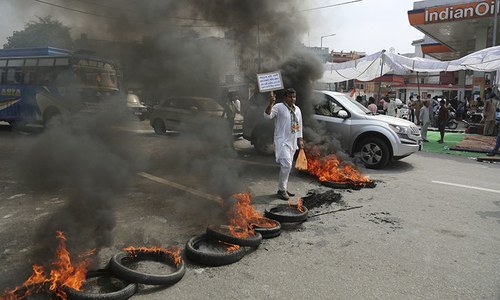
[0,120,499,299]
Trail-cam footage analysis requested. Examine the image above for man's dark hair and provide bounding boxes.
[285,88,296,95]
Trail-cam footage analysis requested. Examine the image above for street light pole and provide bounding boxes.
[320,33,336,49]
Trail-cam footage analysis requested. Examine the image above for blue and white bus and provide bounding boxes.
[0,47,120,127]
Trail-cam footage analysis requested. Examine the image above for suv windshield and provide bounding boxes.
[196,99,223,111]
[312,91,371,116]
[336,93,371,114]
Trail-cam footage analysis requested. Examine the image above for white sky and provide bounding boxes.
[0,0,424,55]
[303,0,424,54]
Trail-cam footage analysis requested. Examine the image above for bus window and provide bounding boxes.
[25,59,37,67]
[7,59,23,67]
[24,69,38,85]
[0,69,5,84]
[55,58,69,66]
[6,69,23,84]
[38,58,54,67]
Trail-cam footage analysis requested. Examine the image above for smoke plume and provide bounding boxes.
[8,0,333,262]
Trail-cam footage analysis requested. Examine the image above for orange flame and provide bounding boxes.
[248,217,277,229]
[224,243,240,252]
[227,193,281,238]
[306,147,370,184]
[1,231,90,300]
[123,246,183,267]
[288,198,305,213]
[227,193,262,238]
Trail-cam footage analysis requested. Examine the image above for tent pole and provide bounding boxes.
[416,72,421,98]
[377,52,385,101]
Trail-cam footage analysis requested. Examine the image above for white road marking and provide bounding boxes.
[137,172,223,204]
[432,180,500,194]
[227,158,276,167]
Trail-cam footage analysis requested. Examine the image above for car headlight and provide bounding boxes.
[389,124,410,135]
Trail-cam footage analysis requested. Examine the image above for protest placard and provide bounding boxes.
[256,71,284,93]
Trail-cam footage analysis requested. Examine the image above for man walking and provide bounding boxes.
[264,88,304,200]
[483,94,497,136]
[437,99,449,143]
[419,100,431,142]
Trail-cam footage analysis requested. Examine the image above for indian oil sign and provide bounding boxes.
[409,1,498,25]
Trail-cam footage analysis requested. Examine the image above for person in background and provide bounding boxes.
[483,94,497,136]
[386,97,397,117]
[437,99,449,143]
[222,91,237,133]
[408,95,415,123]
[356,95,368,107]
[419,100,431,142]
[414,95,422,125]
[377,97,386,114]
[469,96,479,111]
[457,97,466,121]
[486,130,500,156]
[264,88,304,200]
[367,96,378,114]
[233,94,241,115]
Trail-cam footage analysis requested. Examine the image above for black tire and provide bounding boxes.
[206,224,262,247]
[65,269,138,300]
[152,119,166,135]
[264,204,309,223]
[108,251,186,286]
[447,120,458,129]
[357,137,390,169]
[185,234,246,267]
[250,218,281,239]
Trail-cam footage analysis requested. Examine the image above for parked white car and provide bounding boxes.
[127,93,149,121]
[243,90,422,169]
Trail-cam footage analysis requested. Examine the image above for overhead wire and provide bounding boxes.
[33,0,364,29]
[32,0,213,25]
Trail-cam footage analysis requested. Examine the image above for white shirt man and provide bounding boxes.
[264,88,304,200]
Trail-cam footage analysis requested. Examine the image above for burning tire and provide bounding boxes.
[185,234,246,267]
[249,217,281,239]
[264,204,309,223]
[65,269,138,300]
[206,224,262,247]
[108,251,186,286]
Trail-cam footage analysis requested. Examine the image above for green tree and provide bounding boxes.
[3,16,74,49]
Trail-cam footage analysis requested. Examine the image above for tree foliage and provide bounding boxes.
[3,16,74,49]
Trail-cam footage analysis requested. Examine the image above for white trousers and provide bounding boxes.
[421,121,430,139]
[278,156,293,191]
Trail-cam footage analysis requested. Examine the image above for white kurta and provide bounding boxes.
[264,102,303,162]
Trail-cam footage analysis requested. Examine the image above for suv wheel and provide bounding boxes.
[152,119,167,135]
[357,137,390,169]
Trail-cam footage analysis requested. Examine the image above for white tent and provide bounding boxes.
[321,45,500,83]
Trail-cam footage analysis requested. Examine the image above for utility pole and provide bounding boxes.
[320,33,336,49]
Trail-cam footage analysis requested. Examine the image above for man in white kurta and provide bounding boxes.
[419,100,431,142]
[264,88,304,200]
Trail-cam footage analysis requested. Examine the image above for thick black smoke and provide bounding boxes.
[8,0,331,259]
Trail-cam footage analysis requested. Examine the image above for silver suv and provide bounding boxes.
[243,90,422,169]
